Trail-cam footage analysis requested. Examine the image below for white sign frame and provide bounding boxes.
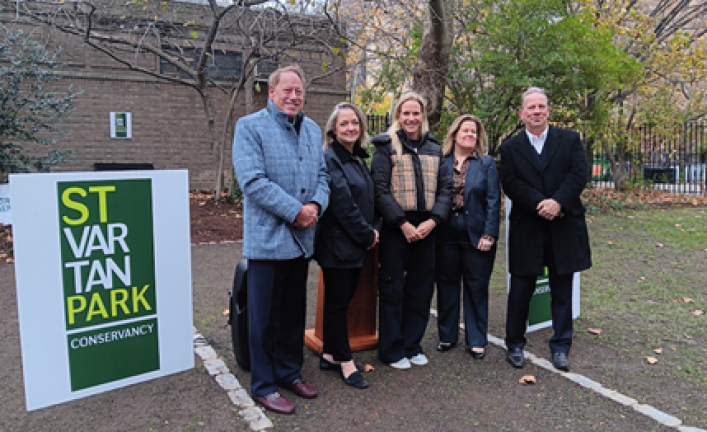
[109,112,132,139]
[11,170,193,411]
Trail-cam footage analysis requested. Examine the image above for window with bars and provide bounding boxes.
[160,48,243,81]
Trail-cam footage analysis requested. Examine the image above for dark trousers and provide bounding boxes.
[378,216,436,363]
[247,257,309,397]
[436,213,496,348]
[322,267,362,362]
[505,233,574,354]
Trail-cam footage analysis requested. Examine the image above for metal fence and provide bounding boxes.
[590,122,707,194]
[365,114,706,195]
[367,113,390,137]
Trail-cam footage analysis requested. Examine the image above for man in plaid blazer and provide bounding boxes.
[233,65,329,415]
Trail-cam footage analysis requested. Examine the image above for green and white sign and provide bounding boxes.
[110,112,132,139]
[12,170,193,410]
[505,197,580,333]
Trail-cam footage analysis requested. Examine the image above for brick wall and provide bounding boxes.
[8,14,348,191]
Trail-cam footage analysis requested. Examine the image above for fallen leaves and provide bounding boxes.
[653,348,663,354]
[690,310,704,316]
[656,242,664,248]
[519,375,536,385]
[364,364,374,372]
[588,328,602,335]
[674,297,695,303]
[646,357,659,365]
[222,309,230,316]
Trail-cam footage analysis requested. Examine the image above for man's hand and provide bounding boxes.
[537,199,562,221]
[292,203,319,229]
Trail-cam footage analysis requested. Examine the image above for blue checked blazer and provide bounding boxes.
[233,99,329,259]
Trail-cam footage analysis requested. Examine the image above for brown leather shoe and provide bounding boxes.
[283,378,318,399]
[254,392,295,414]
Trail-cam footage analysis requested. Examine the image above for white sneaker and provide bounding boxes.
[409,353,429,366]
[389,358,411,370]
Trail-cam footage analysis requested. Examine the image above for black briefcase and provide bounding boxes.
[228,259,250,371]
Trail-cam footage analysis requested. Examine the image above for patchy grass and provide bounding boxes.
[489,205,707,427]
[583,207,707,381]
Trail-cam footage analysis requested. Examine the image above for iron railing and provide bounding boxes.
[589,122,707,194]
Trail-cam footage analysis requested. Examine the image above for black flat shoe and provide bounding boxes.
[436,342,457,352]
[340,370,369,389]
[319,357,339,371]
[319,358,364,372]
[506,348,525,368]
[470,349,486,360]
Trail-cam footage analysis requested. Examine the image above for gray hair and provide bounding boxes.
[268,64,306,90]
[323,102,369,149]
[520,87,549,109]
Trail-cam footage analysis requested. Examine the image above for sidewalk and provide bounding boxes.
[0,242,690,431]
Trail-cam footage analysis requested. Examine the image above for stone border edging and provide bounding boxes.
[429,309,705,432]
[187,243,704,431]
[193,327,273,431]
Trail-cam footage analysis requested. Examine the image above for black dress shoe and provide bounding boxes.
[340,370,369,389]
[319,357,364,372]
[470,349,486,360]
[552,352,570,371]
[436,342,457,352]
[506,348,525,368]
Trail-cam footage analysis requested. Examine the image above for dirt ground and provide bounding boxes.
[1,191,705,431]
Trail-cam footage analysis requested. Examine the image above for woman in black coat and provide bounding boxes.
[315,102,378,389]
[370,92,452,370]
[435,114,500,359]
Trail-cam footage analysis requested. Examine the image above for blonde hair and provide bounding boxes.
[442,114,488,156]
[323,102,369,149]
[386,92,430,155]
[268,64,306,90]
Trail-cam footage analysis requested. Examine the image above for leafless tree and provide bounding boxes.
[5,0,344,195]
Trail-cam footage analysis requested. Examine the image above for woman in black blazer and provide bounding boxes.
[315,102,378,389]
[435,114,500,359]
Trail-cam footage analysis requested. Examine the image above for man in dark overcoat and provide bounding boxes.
[499,87,592,371]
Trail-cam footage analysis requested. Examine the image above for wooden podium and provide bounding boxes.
[304,248,379,356]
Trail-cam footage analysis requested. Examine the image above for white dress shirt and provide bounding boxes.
[525,126,549,155]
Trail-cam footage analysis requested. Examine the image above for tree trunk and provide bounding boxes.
[198,91,221,197]
[411,0,452,131]
[245,63,256,115]
[215,57,255,197]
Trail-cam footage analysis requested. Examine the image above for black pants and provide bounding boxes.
[436,213,496,348]
[505,234,574,354]
[321,267,362,362]
[247,257,309,398]
[378,214,436,363]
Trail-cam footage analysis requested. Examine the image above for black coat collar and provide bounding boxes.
[332,140,369,162]
[516,125,559,170]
